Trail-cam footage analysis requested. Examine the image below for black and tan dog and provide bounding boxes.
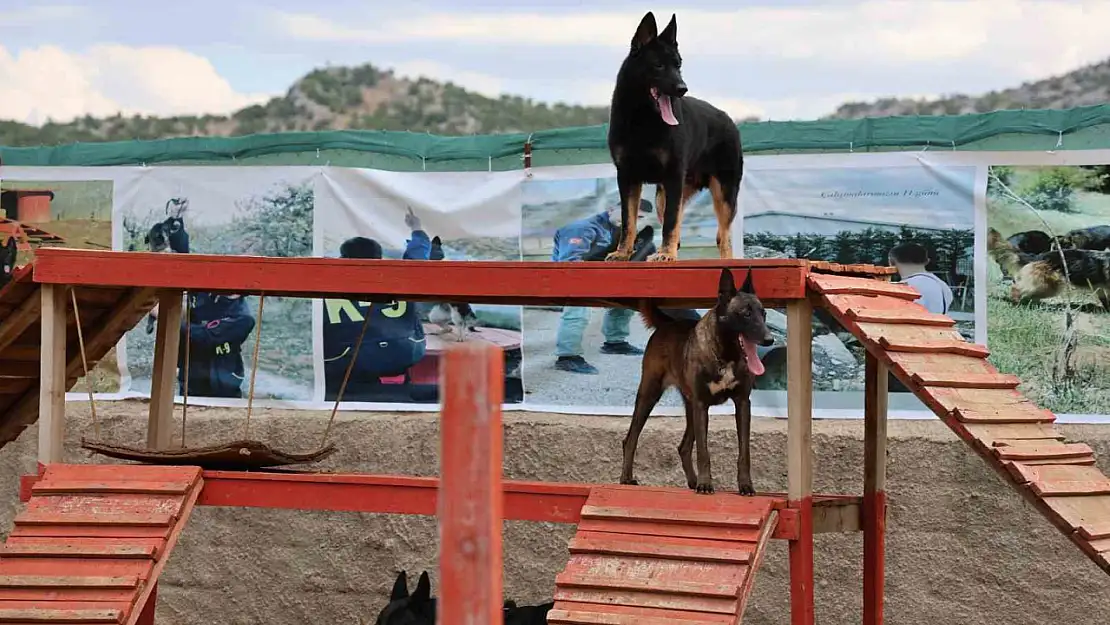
[374,570,552,625]
[988,227,1110,311]
[604,11,744,263]
[620,268,773,495]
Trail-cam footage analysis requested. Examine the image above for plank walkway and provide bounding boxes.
[810,272,1110,575]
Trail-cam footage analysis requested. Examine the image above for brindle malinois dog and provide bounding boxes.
[620,268,773,495]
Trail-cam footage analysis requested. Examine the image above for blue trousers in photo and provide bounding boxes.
[555,306,632,358]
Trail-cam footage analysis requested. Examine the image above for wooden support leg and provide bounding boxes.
[38,284,68,465]
[786,298,814,625]
[147,291,183,450]
[864,353,889,625]
[136,582,157,625]
[438,342,504,625]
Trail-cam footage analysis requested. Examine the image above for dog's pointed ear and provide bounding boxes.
[718,268,737,302]
[412,571,431,603]
[659,14,677,45]
[740,270,756,295]
[631,11,657,50]
[431,236,441,245]
[389,570,409,601]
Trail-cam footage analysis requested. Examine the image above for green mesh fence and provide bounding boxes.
[3,105,1110,171]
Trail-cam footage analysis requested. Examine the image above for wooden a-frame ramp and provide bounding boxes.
[808,273,1110,575]
[0,464,202,625]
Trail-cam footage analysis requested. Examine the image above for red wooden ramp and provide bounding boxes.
[0,271,156,452]
[548,486,779,625]
[809,273,1110,575]
[0,464,203,624]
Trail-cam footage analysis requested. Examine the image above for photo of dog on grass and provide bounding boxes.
[985,164,1110,415]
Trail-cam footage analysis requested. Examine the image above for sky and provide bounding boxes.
[2,1,1110,126]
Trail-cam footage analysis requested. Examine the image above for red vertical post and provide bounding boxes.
[863,353,889,625]
[438,342,504,625]
[135,582,157,625]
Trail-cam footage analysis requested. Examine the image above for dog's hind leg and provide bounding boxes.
[620,366,666,485]
[605,175,643,262]
[709,175,739,260]
[678,397,697,490]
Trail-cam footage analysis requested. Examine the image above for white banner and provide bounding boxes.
[3,149,1108,423]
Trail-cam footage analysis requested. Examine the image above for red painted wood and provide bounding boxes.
[437,343,504,625]
[134,583,156,625]
[806,274,920,300]
[568,532,753,564]
[863,491,886,625]
[788,496,815,625]
[579,505,765,528]
[548,601,733,624]
[31,248,809,306]
[32,481,192,496]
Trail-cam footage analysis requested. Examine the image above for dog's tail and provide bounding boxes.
[987,227,1036,277]
[637,299,674,331]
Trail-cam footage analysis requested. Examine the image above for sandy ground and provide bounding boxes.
[522,306,686,408]
[1,402,1108,625]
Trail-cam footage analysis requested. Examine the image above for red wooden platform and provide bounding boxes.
[809,273,1110,575]
[7,248,1109,625]
[549,486,779,624]
[0,464,203,625]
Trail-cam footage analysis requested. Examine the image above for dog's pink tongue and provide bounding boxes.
[657,94,679,126]
[741,338,765,376]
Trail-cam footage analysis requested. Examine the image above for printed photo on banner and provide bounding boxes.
[314,168,524,405]
[116,167,317,402]
[519,175,714,409]
[743,164,977,404]
[985,165,1110,415]
[0,178,117,392]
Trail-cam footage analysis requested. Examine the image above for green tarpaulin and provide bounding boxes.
[4,105,1110,169]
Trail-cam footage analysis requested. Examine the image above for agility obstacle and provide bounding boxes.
[0,248,1106,624]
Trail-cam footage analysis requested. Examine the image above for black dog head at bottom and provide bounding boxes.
[375,570,434,625]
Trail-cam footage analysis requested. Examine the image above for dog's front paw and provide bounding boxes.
[695,479,715,495]
[737,482,755,496]
[646,252,677,262]
[605,250,632,262]
[619,477,639,486]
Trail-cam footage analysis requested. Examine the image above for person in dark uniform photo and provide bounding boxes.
[176,292,256,399]
[551,198,656,375]
[322,207,432,401]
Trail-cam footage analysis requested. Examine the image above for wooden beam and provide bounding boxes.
[786,296,815,625]
[37,285,67,464]
[864,353,889,625]
[146,291,183,450]
[0,293,40,353]
[32,248,811,307]
[438,342,504,625]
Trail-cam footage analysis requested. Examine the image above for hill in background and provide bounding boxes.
[3,56,1110,147]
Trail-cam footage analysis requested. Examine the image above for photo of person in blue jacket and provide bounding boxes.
[322,207,432,401]
[176,292,257,399]
[552,198,656,375]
